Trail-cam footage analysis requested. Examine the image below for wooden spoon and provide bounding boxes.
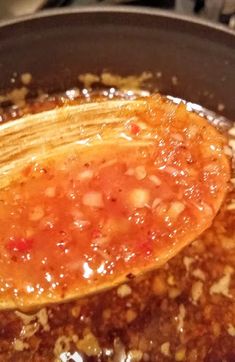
[0,95,230,310]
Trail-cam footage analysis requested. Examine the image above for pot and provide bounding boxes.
[0,7,234,118]
[0,8,234,361]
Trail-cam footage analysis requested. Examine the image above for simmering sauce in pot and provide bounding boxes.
[0,88,234,361]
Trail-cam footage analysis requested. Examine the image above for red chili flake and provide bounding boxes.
[6,237,33,253]
[130,123,141,135]
[138,239,153,256]
[92,229,102,239]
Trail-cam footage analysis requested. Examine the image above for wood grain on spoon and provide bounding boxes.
[0,95,230,310]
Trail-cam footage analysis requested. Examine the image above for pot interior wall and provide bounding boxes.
[0,9,234,118]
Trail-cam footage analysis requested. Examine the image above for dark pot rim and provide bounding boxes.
[0,5,234,38]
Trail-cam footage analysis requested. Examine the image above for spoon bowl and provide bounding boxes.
[0,95,230,310]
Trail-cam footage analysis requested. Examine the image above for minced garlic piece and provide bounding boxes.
[160,342,171,357]
[228,139,235,152]
[82,191,104,208]
[175,347,186,361]
[76,332,101,357]
[100,72,152,91]
[15,307,50,341]
[168,201,185,220]
[78,73,100,88]
[228,126,235,137]
[117,284,132,298]
[224,146,233,157]
[192,268,206,281]
[227,324,235,337]
[152,275,167,295]
[227,201,235,211]
[79,71,152,91]
[148,174,161,186]
[135,166,147,180]
[126,309,137,323]
[15,310,36,325]
[21,72,32,85]
[167,275,176,286]
[13,339,29,351]
[177,304,186,333]
[20,323,39,339]
[209,266,234,298]
[37,308,50,332]
[220,235,235,250]
[54,336,71,357]
[71,305,81,318]
[183,256,194,272]
[0,87,28,107]
[191,281,203,304]
[126,350,143,362]
[129,188,150,208]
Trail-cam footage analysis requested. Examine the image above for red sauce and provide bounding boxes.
[0,91,233,361]
[0,97,229,307]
